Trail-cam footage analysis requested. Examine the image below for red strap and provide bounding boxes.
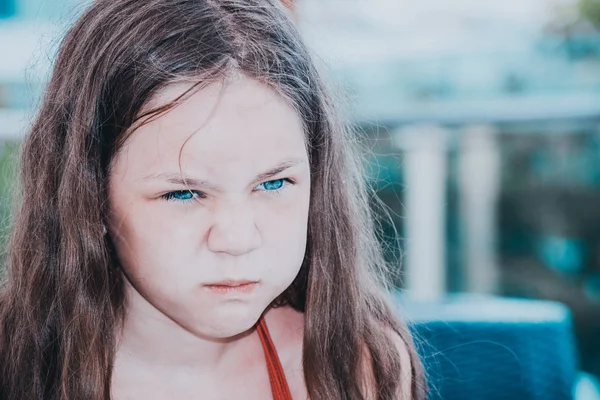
[256,316,294,400]
[281,0,294,10]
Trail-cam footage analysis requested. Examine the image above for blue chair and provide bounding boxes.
[398,295,578,400]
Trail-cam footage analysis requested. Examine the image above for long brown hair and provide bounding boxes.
[0,0,426,398]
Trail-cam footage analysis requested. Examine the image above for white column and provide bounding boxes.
[457,124,501,294]
[394,124,449,301]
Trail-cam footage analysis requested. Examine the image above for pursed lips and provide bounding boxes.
[203,279,260,294]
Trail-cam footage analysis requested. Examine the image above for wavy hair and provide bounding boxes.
[0,0,426,398]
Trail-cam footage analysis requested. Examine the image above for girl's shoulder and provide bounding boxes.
[262,306,414,399]
[360,322,415,399]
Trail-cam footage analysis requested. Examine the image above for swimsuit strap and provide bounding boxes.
[256,316,294,400]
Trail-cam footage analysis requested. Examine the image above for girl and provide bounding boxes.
[0,0,426,398]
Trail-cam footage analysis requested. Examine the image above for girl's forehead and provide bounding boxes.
[113,76,308,180]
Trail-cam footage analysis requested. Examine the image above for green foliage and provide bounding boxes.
[580,0,600,29]
[0,141,18,269]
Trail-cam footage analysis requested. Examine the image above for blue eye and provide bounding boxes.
[162,190,202,202]
[256,178,290,192]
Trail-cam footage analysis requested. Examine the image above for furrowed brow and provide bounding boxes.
[252,158,305,183]
[142,172,220,191]
[142,157,306,189]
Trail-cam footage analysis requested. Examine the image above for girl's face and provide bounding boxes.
[107,76,310,339]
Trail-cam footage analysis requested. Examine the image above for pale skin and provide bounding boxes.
[108,75,412,399]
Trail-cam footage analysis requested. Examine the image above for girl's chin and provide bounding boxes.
[191,310,265,340]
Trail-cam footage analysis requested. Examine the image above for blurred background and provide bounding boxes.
[1,0,600,398]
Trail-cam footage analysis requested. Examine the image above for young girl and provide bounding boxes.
[0,0,426,398]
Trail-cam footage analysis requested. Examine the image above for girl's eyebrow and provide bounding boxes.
[142,157,306,190]
[253,158,305,183]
